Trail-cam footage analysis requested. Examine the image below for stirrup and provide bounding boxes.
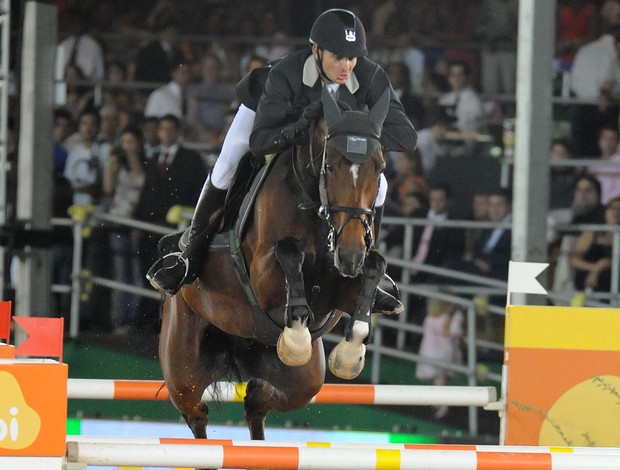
[146,252,190,295]
[372,287,404,315]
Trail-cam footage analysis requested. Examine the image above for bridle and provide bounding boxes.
[295,121,380,253]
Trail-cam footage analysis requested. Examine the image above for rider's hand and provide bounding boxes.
[299,100,323,126]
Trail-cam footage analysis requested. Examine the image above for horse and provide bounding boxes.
[158,86,391,450]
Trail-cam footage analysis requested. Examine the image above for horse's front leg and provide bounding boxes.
[273,237,314,366]
[329,250,386,379]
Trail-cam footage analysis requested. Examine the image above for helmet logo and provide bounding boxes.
[344,28,356,42]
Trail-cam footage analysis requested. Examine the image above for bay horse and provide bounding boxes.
[159,87,390,448]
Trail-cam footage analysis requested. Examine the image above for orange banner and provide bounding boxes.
[504,306,620,446]
[0,360,67,457]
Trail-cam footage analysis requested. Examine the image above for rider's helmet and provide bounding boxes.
[309,9,367,58]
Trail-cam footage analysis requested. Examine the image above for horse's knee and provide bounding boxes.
[363,250,386,278]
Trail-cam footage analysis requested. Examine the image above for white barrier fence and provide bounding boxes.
[66,378,500,408]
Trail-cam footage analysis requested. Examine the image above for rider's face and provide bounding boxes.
[314,45,357,84]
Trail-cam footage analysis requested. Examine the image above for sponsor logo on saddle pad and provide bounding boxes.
[344,28,356,42]
[0,371,41,450]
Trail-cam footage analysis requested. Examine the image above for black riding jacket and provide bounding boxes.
[237,48,418,157]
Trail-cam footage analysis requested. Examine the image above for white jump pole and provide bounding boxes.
[65,441,620,470]
[66,379,498,407]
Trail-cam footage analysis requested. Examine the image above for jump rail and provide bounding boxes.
[66,379,498,407]
[65,441,620,470]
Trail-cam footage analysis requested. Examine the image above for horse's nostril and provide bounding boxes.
[335,246,365,277]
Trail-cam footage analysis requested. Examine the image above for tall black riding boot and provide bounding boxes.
[147,177,227,294]
[371,205,404,315]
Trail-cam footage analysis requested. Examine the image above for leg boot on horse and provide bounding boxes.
[370,205,404,315]
[147,177,227,295]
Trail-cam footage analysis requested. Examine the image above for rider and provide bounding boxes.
[148,9,418,314]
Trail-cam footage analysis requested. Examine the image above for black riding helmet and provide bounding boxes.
[309,9,367,58]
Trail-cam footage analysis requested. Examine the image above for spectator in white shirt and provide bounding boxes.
[56,9,105,81]
[438,60,484,133]
[570,25,620,156]
[144,61,192,120]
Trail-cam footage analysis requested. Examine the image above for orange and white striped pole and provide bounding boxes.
[66,379,498,407]
[65,440,620,469]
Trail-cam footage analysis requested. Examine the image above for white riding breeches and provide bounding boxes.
[209,103,388,207]
[210,104,255,190]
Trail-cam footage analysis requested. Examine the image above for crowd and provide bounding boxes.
[6,0,620,381]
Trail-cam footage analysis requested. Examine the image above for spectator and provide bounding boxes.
[56,8,105,81]
[555,0,597,71]
[140,116,160,160]
[423,56,451,94]
[438,60,484,133]
[102,60,133,110]
[63,108,113,331]
[572,174,607,226]
[571,196,620,295]
[144,60,192,120]
[103,126,147,334]
[53,107,74,175]
[63,108,110,206]
[549,175,606,301]
[474,0,518,96]
[134,16,186,84]
[135,114,206,330]
[588,125,620,204]
[386,60,425,129]
[62,63,95,123]
[570,25,620,156]
[185,52,237,145]
[415,108,450,173]
[445,187,512,281]
[98,104,120,146]
[464,190,490,259]
[253,10,292,62]
[549,138,579,211]
[410,183,465,282]
[242,54,268,76]
[415,296,464,420]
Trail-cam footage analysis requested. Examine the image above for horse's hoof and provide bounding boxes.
[328,338,366,380]
[277,324,312,366]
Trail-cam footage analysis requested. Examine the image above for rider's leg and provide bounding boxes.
[371,174,404,315]
[148,105,256,294]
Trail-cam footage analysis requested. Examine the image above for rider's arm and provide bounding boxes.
[249,60,304,156]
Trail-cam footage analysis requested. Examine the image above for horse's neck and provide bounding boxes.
[287,145,320,201]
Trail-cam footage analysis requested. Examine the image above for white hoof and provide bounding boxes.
[328,338,366,380]
[277,321,312,366]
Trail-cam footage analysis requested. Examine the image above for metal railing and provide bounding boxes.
[51,207,620,437]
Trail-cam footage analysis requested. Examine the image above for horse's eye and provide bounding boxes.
[325,163,335,173]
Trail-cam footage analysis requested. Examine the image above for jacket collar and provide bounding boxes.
[302,55,359,93]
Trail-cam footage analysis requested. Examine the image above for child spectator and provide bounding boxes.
[415,296,464,420]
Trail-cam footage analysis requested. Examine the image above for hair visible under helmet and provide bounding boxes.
[309,9,367,82]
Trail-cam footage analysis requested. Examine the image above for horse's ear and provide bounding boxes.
[369,88,390,130]
[322,86,342,129]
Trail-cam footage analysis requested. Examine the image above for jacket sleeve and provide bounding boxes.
[248,64,301,156]
[365,63,418,153]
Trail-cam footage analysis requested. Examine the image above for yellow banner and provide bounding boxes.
[505,305,620,351]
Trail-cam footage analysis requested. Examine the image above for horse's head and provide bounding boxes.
[315,86,389,278]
